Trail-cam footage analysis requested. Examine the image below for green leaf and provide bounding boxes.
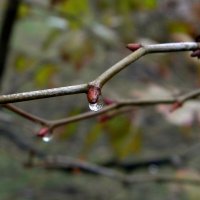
[116,0,131,14]
[61,0,89,16]
[14,54,34,72]
[142,0,157,9]
[35,64,58,87]
[119,127,142,159]
[17,3,30,19]
[168,21,191,33]
[59,0,89,29]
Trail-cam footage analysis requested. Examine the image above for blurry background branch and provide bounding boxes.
[0,0,21,84]
[2,122,200,186]
[28,155,200,185]
[2,120,200,186]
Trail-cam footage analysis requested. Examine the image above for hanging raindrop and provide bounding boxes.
[42,133,53,143]
[148,164,159,175]
[89,95,104,111]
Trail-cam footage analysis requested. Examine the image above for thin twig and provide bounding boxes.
[49,104,117,129]
[92,42,199,87]
[49,97,175,129]
[92,48,146,87]
[49,88,200,129]
[3,88,200,132]
[3,104,48,126]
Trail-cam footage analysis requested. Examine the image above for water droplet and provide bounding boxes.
[42,133,53,143]
[148,164,159,175]
[89,96,104,111]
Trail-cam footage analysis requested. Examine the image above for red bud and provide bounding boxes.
[191,49,200,59]
[195,35,200,42]
[87,85,101,104]
[37,127,49,138]
[98,115,110,123]
[169,101,183,113]
[126,43,142,52]
[72,168,81,174]
[103,98,115,105]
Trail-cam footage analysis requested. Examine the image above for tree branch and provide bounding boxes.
[3,104,48,126]
[94,42,199,87]
[3,88,200,132]
[0,84,88,103]
[43,88,200,130]
[0,42,198,104]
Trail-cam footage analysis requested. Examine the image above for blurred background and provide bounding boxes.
[1,0,200,199]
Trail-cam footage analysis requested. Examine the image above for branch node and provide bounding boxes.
[87,85,101,104]
[36,127,53,142]
[37,127,50,137]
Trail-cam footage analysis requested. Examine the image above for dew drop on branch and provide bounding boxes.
[148,164,159,175]
[42,133,53,143]
[89,96,104,112]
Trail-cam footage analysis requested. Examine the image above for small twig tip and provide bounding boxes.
[126,43,142,52]
[169,101,183,113]
[36,127,50,138]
